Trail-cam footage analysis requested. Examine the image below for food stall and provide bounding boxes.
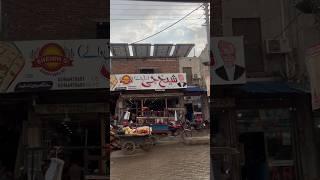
[111,73,188,134]
[116,93,186,135]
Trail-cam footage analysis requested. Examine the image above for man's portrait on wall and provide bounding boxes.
[211,37,246,85]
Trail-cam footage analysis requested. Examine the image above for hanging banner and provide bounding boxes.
[110,73,187,91]
[210,36,246,85]
[0,39,109,93]
[306,43,320,110]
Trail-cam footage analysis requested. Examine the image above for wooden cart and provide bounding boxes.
[118,134,156,155]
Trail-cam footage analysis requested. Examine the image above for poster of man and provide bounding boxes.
[306,43,320,110]
[211,36,246,85]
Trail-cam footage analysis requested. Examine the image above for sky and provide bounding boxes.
[110,0,209,56]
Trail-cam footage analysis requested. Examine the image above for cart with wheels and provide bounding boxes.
[118,134,156,155]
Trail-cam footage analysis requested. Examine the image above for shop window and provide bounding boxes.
[237,109,293,161]
[183,67,192,84]
[237,109,295,179]
[232,18,264,74]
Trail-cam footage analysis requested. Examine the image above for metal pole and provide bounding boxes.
[203,3,210,45]
[280,0,290,79]
[84,129,88,175]
[31,151,34,180]
[0,0,2,39]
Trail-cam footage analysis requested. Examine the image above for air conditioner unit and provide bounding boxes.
[265,39,291,54]
[193,74,199,79]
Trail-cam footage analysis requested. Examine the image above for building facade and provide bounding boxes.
[0,1,108,179]
[211,0,320,179]
[2,0,107,40]
[110,43,209,125]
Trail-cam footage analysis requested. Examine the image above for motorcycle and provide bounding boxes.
[168,120,192,136]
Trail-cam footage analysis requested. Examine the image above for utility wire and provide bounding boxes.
[130,4,204,44]
[111,8,198,10]
[273,12,303,39]
[111,12,203,16]
[111,19,203,20]
[111,3,202,6]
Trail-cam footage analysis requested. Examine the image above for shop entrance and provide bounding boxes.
[185,103,193,121]
[0,103,26,178]
[25,103,108,180]
[239,132,267,180]
[237,109,296,180]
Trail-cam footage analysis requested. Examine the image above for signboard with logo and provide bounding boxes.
[0,39,109,93]
[306,43,320,110]
[110,73,187,91]
[210,36,246,85]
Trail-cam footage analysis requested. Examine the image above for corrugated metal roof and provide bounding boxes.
[110,43,194,58]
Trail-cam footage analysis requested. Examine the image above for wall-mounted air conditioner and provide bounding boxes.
[265,39,291,54]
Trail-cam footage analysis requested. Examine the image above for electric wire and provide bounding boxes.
[273,12,303,39]
[130,4,204,44]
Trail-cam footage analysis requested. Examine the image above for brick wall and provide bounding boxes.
[111,58,179,74]
[2,0,107,40]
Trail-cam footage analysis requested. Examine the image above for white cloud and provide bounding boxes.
[110,0,208,56]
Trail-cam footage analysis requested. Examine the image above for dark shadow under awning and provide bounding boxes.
[183,86,207,95]
[238,82,305,94]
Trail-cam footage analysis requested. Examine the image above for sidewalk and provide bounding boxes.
[183,135,210,145]
[157,135,210,145]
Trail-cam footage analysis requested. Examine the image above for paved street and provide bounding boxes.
[110,143,210,180]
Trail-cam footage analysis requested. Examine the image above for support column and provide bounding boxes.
[27,105,42,180]
[100,113,106,175]
[179,95,185,121]
[295,95,320,180]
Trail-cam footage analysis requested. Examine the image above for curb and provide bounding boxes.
[156,141,182,146]
[182,137,210,145]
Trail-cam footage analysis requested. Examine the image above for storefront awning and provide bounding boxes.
[238,82,305,94]
[183,86,207,94]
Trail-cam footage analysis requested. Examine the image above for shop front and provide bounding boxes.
[237,108,296,180]
[110,73,207,133]
[113,91,186,133]
[12,90,110,180]
[211,82,306,180]
[0,39,109,179]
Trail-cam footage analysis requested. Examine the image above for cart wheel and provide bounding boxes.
[140,137,153,151]
[150,136,157,146]
[181,129,192,140]
[122,141,136,155]
[173,129,182,136]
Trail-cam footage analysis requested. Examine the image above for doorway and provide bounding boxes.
[185,103,193,121]
[239,132,268,180]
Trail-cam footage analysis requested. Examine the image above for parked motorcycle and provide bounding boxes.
[168,120,193,137]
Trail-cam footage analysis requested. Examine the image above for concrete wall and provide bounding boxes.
[222,0,291,78]
[179,57,201,78]
[222,0,320,82]
[199,45,210,95]
[111,58,179,74]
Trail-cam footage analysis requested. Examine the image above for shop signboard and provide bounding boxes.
[210,36,246,85]
[110,73,187,91]
[0,39,109,93]
[306,43,320,110]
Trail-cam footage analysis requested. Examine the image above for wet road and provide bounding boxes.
[110,143,210,180]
